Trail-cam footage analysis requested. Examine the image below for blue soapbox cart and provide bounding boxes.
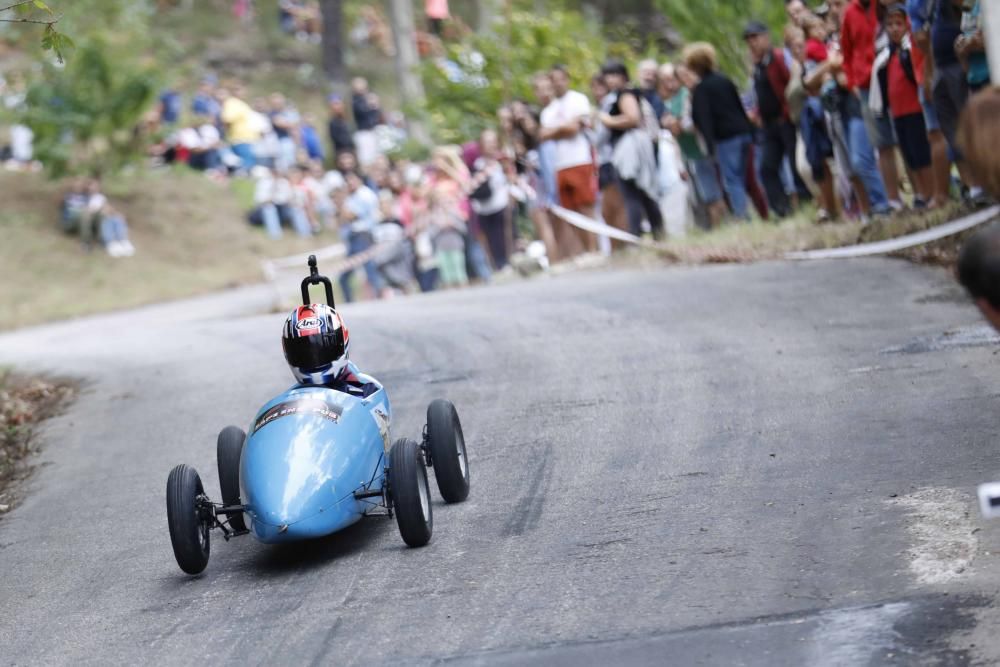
[165,256,470,574]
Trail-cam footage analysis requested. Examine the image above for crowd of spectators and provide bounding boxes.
[5,0,996,285]
[674,0,993,229]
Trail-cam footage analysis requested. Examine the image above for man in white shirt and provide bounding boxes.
[539,65,598,253]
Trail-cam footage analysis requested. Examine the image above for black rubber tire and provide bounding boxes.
[426,399,470,503]
[216,425,247,532]
[389,438,433,547]
[166,464,211,575]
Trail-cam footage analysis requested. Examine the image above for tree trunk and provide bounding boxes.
[474,0,498,32]
[387,0,430,144]
[319,0,347,92]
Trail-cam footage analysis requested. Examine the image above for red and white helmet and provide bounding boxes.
[281,304,351,384]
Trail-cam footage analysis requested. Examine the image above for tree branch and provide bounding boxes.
[0,0,36,13]
[0,16,58,24]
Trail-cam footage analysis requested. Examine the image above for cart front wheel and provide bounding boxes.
[166,464,211,574]
[389,438,433,547]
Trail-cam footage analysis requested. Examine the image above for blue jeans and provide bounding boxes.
[100,215,129,244]
[715,134,752,220]
[843,113,889,212]
[231,143,255,172]
[260,203,311,239]
[464,234,492,281]
[340,231,385,303]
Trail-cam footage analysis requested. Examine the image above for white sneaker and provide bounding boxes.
[119,240,136,256]
[106,241,123,257]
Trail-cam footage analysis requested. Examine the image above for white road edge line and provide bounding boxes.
[786,206,1000,261]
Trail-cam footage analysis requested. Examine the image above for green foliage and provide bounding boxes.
[655,0,787,80]
[420,8,633,144]
[2,0,73,61]
[23,39,158,178]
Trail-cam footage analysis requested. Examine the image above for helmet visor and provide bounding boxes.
[283,332,345,372]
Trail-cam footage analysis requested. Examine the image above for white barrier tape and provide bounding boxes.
[785,206,1000,260]
[549,205,650,246]
[261,242,347,280]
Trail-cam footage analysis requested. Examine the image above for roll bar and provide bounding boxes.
[300,255,336,308]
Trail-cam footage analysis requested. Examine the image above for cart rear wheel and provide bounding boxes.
[166,464,211,575]
[426,399,470,503]
[216,425,246,532]
[389,438,433,547]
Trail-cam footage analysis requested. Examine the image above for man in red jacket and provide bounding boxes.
[841,0,902,209]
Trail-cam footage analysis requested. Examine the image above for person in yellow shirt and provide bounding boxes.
[220,86,260,172]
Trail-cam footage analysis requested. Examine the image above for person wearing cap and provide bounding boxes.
[327,94,355,156]
[745,20,798,218]
[841,0,899,212]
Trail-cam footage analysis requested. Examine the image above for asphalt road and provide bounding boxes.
[4,258,1000,666]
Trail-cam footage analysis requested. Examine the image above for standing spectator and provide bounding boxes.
[956,0,989,93]
[337,170,385,302]
[425,0,449,37]
[664,63,728,229]
[327,94,356,155]
[684,42,757,221]
[429,190,469,289]
[470,129,512,269]
[795,19,840,220]
[842,0,903,210]
[637,59,666,121]
[529,72,563,261]
[870,4,934,206]
[540,65,597,254]
[908,0,955,206]
[926,0,988,204]
[269,93,301,171]
[219,86,260,172]
[745,20,798,217]
[598,61,665,239]
[591,73,631,244]
[351,77,382,167]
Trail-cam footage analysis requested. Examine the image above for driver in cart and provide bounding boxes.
[281,303,379,398]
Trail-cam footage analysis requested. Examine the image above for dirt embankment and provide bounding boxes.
[0,372,77,515]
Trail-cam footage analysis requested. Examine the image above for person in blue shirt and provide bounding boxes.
[299,114,325,162]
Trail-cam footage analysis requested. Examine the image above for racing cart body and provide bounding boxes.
[241,365,391,544]
[164,255,471,575]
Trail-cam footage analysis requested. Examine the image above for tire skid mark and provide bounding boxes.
[502,441,554,537]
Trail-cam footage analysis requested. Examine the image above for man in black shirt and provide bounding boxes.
[746,20,797,218]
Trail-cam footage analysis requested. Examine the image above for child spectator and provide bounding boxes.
[870,4,934,207]
[429,190,468,289]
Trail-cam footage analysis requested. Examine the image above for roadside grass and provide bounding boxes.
[0,169,324,330]
[660,209,862,263]
[658,202,991,265]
